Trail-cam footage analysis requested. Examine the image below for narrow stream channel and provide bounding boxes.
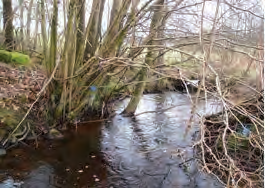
[0,92,224,188]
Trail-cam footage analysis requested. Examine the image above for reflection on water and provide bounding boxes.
[0,123,107,188]
[0,92,223,188]
[102,92,223,188]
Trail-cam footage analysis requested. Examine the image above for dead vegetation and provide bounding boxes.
[0,63,47,147]
[194,87,263,187]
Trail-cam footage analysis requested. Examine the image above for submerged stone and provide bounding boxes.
[47,128,64,140]
[22,164,54,188]
[0,148,6,156]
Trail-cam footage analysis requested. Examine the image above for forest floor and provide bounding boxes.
[0,63,45,99]
[0,63,47,146]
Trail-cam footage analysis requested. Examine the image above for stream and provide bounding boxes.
[0,92,224,188]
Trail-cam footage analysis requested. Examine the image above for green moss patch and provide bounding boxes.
[0,50,12,63]
[11,52,30,66]
[0,50,30,66]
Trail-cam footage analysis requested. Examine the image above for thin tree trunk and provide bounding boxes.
[69,0,135,118]
[48,0,58,75]
[122,0,165,115]
[19,0,24,51]
[26,0,34,50]
[83,0,105,60]
[75,0,105,65]
[98,0,139,98]
[56,0,75,121]
[109,0,122,34]
[90,0,134,97]
[33,1,40,53]
[3,0,14,49]
[47,0,58,123]
[76,0,85,60]
[98,0,131,58]
[41,0,48,64]
[154,4,167,89]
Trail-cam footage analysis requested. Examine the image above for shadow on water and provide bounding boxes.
[0,123,107,188]
[0,92,224,188]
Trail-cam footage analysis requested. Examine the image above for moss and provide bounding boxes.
[0,50,30,66]
[11,52,30,66]
[227,133,249,151]
[0,108,20,128]
[0,50,12,63]
[18,94,28,104]
[0,129,7,141]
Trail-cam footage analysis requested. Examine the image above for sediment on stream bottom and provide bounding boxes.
[195,91,264,187]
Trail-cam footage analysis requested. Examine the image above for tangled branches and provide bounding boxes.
[195,91,264,187]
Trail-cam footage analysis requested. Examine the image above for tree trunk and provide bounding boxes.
[45,0,58,97]
[92,0,135,101]
[154,4,167,89]
[69,0,136,118]
[33,1,40,53]
[122,0,165,115]
[56,0,76,121]
[48,0,58,75]
[76,0,85,59]
[98,0,131,58]
[41,0,48,64]
[83,0,105,60]
[26,0,34,50]
[19,0,24,51]
[3,0,14,49]
[109,0,122,34]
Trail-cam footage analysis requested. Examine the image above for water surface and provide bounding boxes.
[0,92,224,188]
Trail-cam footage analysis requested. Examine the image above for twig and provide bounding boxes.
[134,103,186,116]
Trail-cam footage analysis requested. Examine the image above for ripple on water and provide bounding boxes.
[101,92,224,188]
[0,92,224,188]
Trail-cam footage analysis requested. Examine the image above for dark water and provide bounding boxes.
[0,92,224,188]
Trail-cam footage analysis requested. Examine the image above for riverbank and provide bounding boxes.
[0,59,260,143]
[0,62,201,147]
[195,91,264,187]
[0,60,263,187]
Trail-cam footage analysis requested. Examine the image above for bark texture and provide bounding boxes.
[3,0,14,49]
[122,0,165,115]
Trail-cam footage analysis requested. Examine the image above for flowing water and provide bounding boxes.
[0,92,224,188]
